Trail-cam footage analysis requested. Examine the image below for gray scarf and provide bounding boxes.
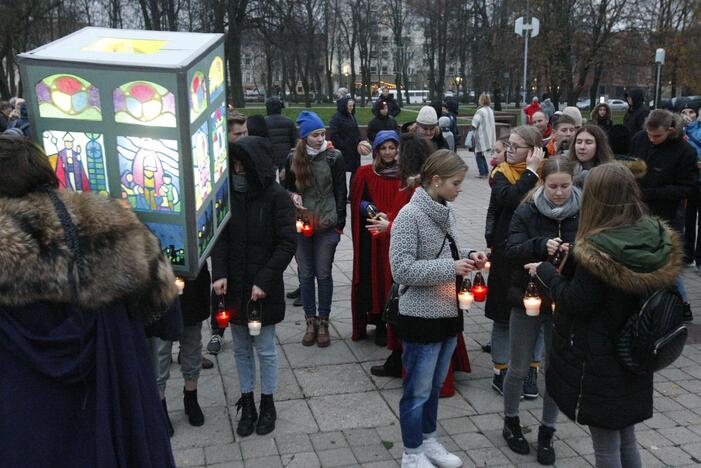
[533,185,581,221]
[232,174,248,192]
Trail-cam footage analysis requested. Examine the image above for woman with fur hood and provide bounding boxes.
[526,163,682,468]
[0,136,178,467]
[590,103,613,135]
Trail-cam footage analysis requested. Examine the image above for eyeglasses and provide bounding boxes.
[504,141,531,151]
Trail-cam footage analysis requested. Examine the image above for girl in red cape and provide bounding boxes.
[369,134,470,397]
[351,131,402,343]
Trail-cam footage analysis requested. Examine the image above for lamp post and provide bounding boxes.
[454,76,463,97]
[515,0,539,107]
[654,48,665,109]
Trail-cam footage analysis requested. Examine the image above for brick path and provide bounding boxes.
[167,149,701,467]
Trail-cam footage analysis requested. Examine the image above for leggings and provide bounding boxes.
[589,425,641,468]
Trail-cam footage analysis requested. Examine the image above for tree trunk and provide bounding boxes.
[227,25,245,107]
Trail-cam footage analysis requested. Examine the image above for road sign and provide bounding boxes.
[515,17,539,37]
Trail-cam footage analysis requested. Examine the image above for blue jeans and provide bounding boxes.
[296,227,341,317]
[400,336,457,452]
[231,323,278,394]
[475,152,489,176]
[491,320,544,366]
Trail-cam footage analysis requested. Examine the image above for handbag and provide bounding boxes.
[382,233,448,327]
[465,130,476,152]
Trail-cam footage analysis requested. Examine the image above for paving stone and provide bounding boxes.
[172,447,204,467]
[644,411,679,429]
[675,393,701,409]
[274,433,314,455]
[206,462,244,468]
[170,406,234,449]
[229,399,318,436]
[467,447,512,466]
[295,363,374,397]
[658,426,701,445]
[651,445,696,466]
[317,447,358,467]
[351,444,393,463]
[440,416,479,435]
[282,340,357,368]
[240,437,278,459]
[308,391,397,432]
[361,461,400,468]
[310,431,348,451]
[553,457,593,467]
[204,443,242,464]
[280,451,321,467]
[375,424,403,443]
[453,431,495,450]
[244,455,283,468]
[343,428,381,446]
[563,436,594,456]
[381,388,476,420]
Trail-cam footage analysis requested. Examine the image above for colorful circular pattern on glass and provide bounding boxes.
[36,74,102,120]
[190,71,207,123]
[114,81,176,127]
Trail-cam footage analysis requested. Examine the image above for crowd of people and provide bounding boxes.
[0,85,698,468]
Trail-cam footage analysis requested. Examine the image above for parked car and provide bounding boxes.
[607,99,629,112]
[576,98,591,110]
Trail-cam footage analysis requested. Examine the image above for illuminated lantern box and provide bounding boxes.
[18,27,230,278]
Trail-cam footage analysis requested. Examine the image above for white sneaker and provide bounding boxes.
[401,451,436,468]
[423,438,463,468]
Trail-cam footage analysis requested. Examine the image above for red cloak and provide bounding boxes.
[350,164,401,341]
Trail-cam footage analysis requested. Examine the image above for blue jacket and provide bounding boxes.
[684,121,701,181]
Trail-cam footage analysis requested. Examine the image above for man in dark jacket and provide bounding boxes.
[265,97,297,170]
[377,87,400,117]
[623,87,650,138]
[367,100,398,143]
[210,136,296,437]
[329,96,362,174]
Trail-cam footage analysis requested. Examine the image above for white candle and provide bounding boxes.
[175,277,185,295]
[458,291,474,311]
[524,297,542,316]
[248,320,262,336]
[483,261,491,273]
[296,220,303,233]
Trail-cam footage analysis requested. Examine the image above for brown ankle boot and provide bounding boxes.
[302,316,317,346]
[317,317,330,347]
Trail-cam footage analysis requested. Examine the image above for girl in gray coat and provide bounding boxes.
[390,150,487,468]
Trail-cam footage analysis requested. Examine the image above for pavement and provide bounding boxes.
[165,149,701,467]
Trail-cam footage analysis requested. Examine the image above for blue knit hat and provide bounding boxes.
[372,130,400,151]
[296,111,325,138]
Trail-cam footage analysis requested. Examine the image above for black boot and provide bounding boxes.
[374,322,387,347]
[503,416,530,455]
[370,350,402,377]
[235,392,257,437]
[537,425,556,465]
[256,394,277,435]
[161,398,174,437]
[183,388,205,426]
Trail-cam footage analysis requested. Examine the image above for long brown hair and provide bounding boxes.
[399,133,436,188]
[291,139,314,190]
[576,163,646,242]
[522,156,576,202]
[568,125,613,167]
[420,149,468,189]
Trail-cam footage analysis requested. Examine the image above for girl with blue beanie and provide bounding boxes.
[283,111,347,347]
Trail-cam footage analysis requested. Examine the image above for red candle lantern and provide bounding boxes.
[302,221,313,237]
[472,271,488,302]
[215,297,231,329]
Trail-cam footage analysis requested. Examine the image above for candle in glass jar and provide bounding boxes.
[483,261,491,273]
[524,297,542,316]
[458,290,474,311]
[472,285,487,302]
[302,222,313,237]
[248,320,262,336]
[296,219,303,233]
[175,277,185,295]
[215,309,231,328]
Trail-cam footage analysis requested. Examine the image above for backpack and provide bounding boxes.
[615,285,692,375]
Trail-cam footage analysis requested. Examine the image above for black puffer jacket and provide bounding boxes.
[623,87,649,137]
[484,169,540,323]
[367,100,398,142]
[181,266,212,325]
[265,98,297,168]
[505,199,579,314]
[329,97,362,172]
[630,129,698,224]
[536,221,682,429]
[210,136,297,326]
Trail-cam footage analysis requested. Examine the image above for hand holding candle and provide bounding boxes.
[523,278,542,316]
[175,277,185,295]
[214,297,231,328]
[472,271,488,302]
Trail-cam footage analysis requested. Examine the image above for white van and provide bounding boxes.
[374,89,429,104]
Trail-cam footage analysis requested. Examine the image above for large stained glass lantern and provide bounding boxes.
[18,27,229,278]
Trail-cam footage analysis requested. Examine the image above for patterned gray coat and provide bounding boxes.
[390,187,474,319]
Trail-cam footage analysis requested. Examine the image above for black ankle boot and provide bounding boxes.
[537,425,556,465]
[374,322,387,347]
[256,394,277,435]
[183,388,205,426]
[370,350,403,377]
[161,398,174,437]
[503,416,530,455]
[235,392,257,437]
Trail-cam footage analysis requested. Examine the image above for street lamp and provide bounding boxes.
[654,48,665,109]
[342,64,351,95]
[454,76,463,95]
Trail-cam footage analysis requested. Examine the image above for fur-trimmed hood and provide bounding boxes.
[615,155,648,179]
[573,219,682,295]
[0,190,178,322]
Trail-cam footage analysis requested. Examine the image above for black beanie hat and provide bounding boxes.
[680,101,700,115]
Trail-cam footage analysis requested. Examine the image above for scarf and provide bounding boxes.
[492,161,528,185]
[377,161,400,179]
[232,174,248,192]
[306,140,328,156]
[533,185,581,221]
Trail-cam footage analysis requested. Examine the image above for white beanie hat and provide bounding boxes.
[416,106,438,126]
[562,106,583,127]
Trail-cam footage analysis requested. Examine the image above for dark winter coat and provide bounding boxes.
[505,200,579,314]
[265,98,297,168]
[0,190,178,468]
[367,101,399,143]
[181,266,211,325]
[211,136,297,326]
[484,169,540,323]
[630,129,699,224]
[378,93,401,117]
[536,221,682,429]
[329,97,362,172]
[590,103,613,135]
[623,87,650,137]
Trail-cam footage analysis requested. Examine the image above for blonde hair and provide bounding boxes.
[420,150,468,188]
[511,125,543,148]
[479,94,491,107]
[576,163,646,242]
